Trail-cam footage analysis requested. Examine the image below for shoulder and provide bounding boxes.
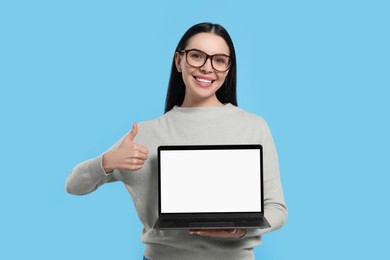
[230,105,269,129]
[137,115,164,131]
[136,113,171,137]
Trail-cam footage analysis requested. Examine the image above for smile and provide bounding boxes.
[194,77,214,84]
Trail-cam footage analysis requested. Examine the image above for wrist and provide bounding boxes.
[102,152,114,174]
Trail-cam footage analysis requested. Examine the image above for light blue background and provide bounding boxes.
[1,0,389,259]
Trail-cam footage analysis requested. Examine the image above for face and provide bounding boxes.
[175,32,230,107]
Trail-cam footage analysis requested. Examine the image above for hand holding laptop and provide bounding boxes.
[189,229,246,238]
[102,123,149,173]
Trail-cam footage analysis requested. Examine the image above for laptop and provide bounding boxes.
[153,144,271,230]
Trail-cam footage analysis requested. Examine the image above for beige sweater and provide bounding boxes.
[66,104,287,260]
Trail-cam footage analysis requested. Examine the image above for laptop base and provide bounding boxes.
[153,216,271,230]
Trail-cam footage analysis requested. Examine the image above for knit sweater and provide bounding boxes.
[66,104,287,260]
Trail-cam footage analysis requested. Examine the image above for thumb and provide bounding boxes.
[125,122,138,142]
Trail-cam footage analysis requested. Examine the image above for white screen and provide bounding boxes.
[160,149,262,213]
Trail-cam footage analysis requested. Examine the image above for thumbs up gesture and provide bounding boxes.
[102,123,149,173]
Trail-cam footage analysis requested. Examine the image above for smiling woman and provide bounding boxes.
[66,22,287,260]
[174,33,231,107]
[165,23,238,113]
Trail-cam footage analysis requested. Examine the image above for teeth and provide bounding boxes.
[196,77,212,84]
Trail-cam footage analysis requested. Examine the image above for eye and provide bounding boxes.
[189,51,205,60]
[191,54,201,59]
[214,56,229,64]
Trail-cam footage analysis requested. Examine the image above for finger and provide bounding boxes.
[189,229,243,238]
[121,161,143,171]
[189,229,219,236]
[127,164,142,171]
[228,229,245,237]
[190,229,233,233]
[138,144,149,154]
[129,158,145,165]
[132,143,149,155]
[125,122,138,142]
[134,152,148,161]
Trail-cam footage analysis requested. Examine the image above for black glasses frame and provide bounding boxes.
[180,49,231,72]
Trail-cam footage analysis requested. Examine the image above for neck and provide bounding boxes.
[181,94,224,108]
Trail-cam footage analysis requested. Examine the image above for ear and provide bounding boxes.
[174,52,182,73]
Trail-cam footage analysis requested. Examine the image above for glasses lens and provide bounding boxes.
[185,50,231,72]
[186,50,207,67]
[212,55,231,72]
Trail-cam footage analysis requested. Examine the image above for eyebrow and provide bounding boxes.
[187,48,230,57]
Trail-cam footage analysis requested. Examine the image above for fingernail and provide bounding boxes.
[191,231,203,235]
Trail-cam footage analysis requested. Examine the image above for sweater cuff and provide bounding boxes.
[92,154,109,177]
[66,154,110,195]
[242,228,262,238]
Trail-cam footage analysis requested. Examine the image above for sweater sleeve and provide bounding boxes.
[244,119,288,238]
[65,136,125,195]
[65,154,118,195]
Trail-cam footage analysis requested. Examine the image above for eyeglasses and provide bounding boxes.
[180,49,231,72]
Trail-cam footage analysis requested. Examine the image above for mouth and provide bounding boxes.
[194,76,214,85]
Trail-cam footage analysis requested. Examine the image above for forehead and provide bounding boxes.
[186,33,230,55]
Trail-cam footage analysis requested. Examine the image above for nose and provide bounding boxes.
[200,57,213,73]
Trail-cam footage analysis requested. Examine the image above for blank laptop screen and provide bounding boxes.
[160,148,262,213]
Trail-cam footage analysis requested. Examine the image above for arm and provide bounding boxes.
[65,123,149,195]
[244,176,287,238]
[65,155,116,195]
[244,120,288,238]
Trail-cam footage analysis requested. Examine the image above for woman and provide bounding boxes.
[66,22,287,260]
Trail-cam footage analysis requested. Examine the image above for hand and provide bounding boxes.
[102,123,149,173]
[189,229,246,238]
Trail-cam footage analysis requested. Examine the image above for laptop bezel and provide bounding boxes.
[157,144,264,218]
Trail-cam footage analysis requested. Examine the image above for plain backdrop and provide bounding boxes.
[1,0,389,259]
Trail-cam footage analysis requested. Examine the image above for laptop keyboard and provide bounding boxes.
[162,217,262,224]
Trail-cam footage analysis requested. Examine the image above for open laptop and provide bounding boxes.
[153,144,271,230]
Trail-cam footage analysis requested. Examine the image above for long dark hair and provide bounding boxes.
[164,22,238,113]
